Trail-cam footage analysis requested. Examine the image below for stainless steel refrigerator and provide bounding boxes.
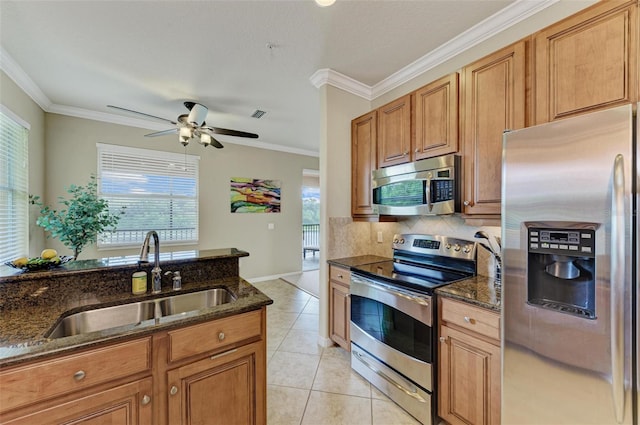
[501,104,638,424]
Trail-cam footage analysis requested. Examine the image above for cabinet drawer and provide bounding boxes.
[168,309,262,362]
[0,337,151,413]
[329,265,351,286]
[441,298,500,341]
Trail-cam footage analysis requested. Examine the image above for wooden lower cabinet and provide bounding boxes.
[167,341,265,425]
[2,378,153,425]
[0,308,267,425]
[438,298,500,425]
[329,265,351,350]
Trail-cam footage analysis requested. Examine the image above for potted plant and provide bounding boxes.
[30,175,125,260]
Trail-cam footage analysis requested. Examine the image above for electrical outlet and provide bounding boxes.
[268,223,275,230]
[377,231,383,243]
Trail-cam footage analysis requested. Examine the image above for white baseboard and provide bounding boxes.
[317,335,335,348]
[245,271,302,283]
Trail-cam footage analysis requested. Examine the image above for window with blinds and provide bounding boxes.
[0,107,29,263]
[97,143,199,248]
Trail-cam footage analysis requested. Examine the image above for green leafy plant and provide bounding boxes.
[30,175,125,260]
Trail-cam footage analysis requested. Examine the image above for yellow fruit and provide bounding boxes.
[41,249,58,260]
[13,257,28,267]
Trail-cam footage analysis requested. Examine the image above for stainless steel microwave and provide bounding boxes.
[372,154,460,216]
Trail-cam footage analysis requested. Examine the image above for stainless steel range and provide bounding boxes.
[349,234,477,425]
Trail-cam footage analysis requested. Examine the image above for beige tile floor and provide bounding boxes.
[252,278,422,425]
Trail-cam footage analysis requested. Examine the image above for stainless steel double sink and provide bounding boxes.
[46,288,236,339]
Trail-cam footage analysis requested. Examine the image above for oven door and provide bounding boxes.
[349,273,433,391]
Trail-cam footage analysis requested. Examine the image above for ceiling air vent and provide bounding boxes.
[251,109,267,119]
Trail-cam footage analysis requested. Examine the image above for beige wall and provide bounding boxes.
[0,71,47,257]
[41,113,318,279]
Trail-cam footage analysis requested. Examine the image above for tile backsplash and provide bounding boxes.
[328,215,500,278]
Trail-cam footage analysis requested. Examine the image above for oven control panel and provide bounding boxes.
[393,234,476,260]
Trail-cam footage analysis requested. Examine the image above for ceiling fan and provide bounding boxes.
[107,101,259,149]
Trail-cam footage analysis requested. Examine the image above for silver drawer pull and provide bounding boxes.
[141,395,151,405]
[439,336,446,343]
[218,332,225,341]
[464,316,473,324]
[73,370,86,381]
[211,348,238,360]
[338,275,343,279]
[170,386,178,396]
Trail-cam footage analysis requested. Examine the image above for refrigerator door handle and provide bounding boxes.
[610,154,626,424]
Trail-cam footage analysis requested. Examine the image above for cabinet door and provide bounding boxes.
[351,111,377,218]
[167,341,265,425]
[414,73,459,160]
[439,326,500,425]
[329,279,350,350]
[2,378,153,425]
[377,94,412,168]
[462,41,526,216]
[534,0,638,124]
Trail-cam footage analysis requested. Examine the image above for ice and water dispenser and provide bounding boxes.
[526,226,596,319]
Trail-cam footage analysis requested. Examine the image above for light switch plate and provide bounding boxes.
[268,223,275,230]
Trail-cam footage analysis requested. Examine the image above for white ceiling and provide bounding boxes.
[2,0,565,156]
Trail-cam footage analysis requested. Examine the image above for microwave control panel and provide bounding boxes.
[431,180,454,202]
[528,227,595,258]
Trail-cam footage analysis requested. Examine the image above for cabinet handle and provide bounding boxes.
[218,332,225,341]
[464,316,474,324]
[463,200,473,207]
[403,151,409,156]
[338,275,343,279]
[142,395,151,405]
[415,148,420,153]
[439,336,446,343]
[170,386,178,396]
[73,370,86,381]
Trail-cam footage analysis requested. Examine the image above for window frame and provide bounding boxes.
[96,143,200,249]
[0,105,30,263]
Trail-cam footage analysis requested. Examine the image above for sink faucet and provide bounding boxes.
[139,231,162,294]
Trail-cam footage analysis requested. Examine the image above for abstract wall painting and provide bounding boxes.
[230,177,281,213]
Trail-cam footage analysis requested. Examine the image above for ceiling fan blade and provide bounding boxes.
[107,105,177,125]
[210,136,224,149]
[204,126,259,139]
[145,128,178,137]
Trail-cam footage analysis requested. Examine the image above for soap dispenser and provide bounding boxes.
[164,271,182,291]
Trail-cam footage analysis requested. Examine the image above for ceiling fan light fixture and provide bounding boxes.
[179,127,192,146]
[200,133,212,147]
[315,0,335,6]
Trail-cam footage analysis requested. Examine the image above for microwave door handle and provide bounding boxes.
[610,154,625,424]
[426,178,433,212]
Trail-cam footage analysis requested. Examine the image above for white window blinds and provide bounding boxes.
[97,144,199,247]
[0,107,29,263]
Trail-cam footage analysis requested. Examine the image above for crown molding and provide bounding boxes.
[309,68,372,100]
[371,0,558,97]
[0,46,52,110]
[311,0,559,100]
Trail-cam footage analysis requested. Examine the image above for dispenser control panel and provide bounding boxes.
[528,227,595,258]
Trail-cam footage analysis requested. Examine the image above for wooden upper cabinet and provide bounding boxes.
[377,94,412,168]
[462,41,526,216]
[534,0,638,124]
[414,73,459,160]
[351,111,377,218]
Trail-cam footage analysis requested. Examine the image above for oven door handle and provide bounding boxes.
[352,275,430,307]
[352,350,427,403]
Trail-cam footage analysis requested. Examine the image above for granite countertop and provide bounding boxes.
[436,275,501,311]
[0,278,272,368]
[0,248,249,280]
[0,249,272,368]
[327,255,391,268]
